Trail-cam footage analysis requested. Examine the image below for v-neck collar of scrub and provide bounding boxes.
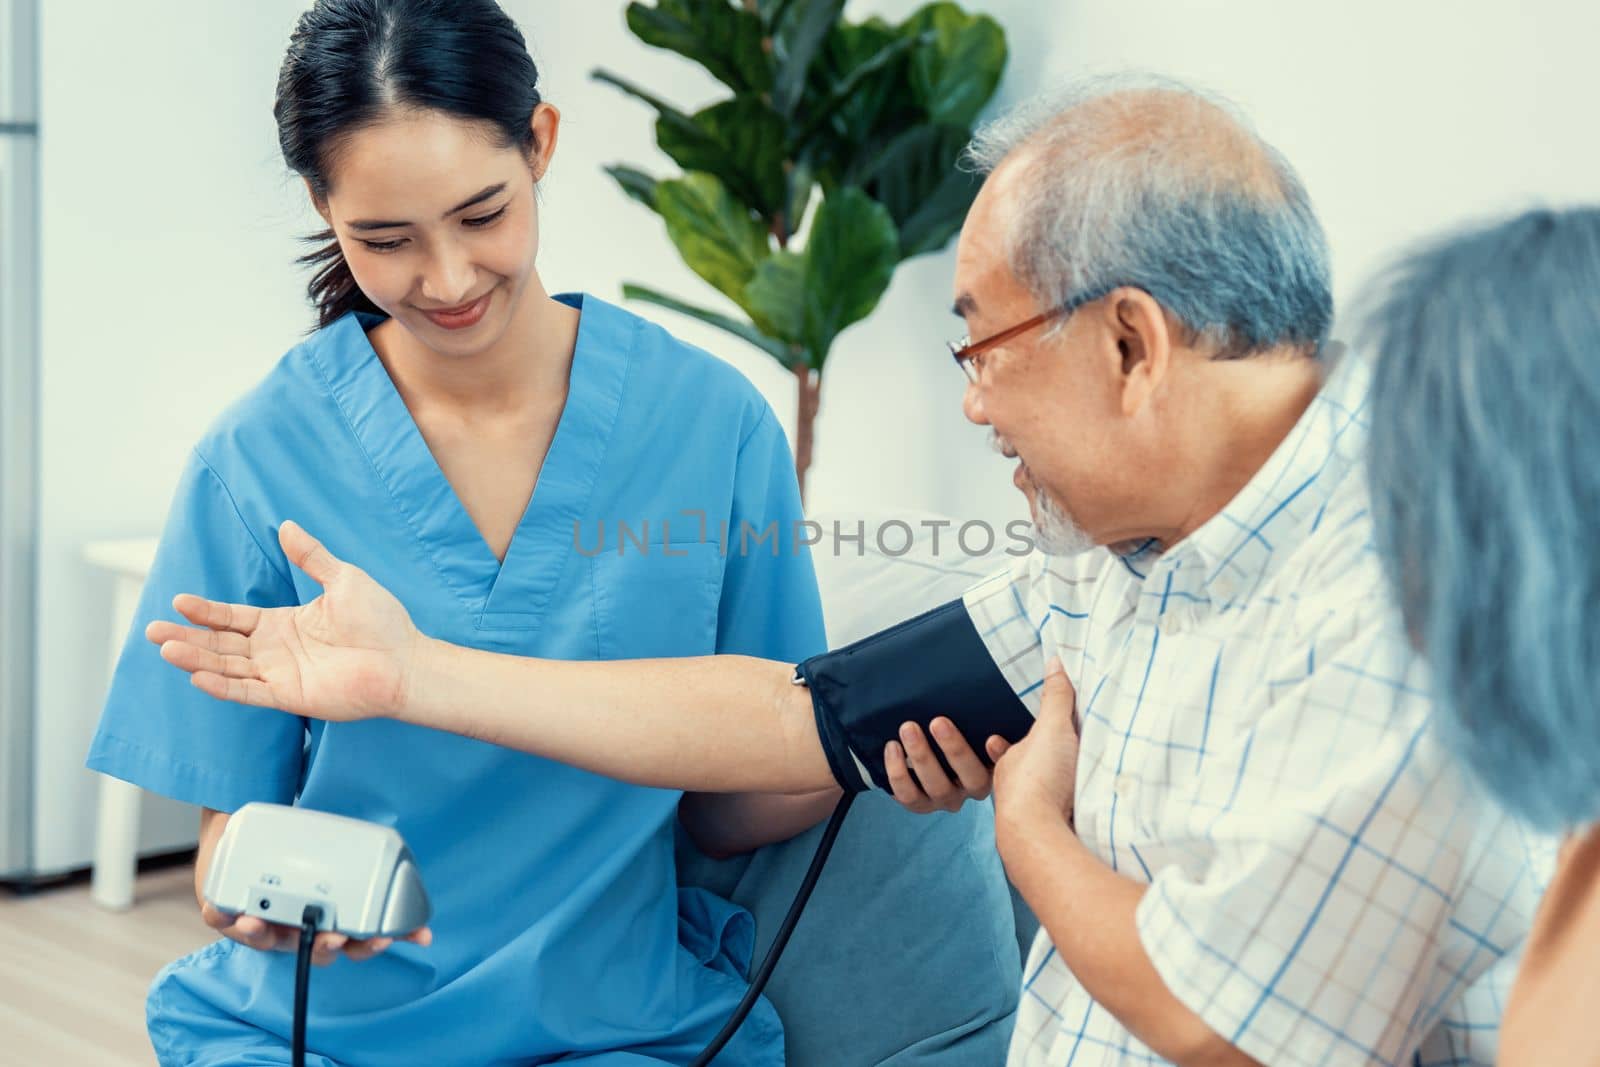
[310,292,636,631]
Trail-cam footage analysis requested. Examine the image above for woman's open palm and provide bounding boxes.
[146,521,422,722]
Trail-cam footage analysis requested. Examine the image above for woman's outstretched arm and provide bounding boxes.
[149,521,836,795]
[403,638,833,793]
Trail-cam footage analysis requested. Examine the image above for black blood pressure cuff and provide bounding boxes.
[793,598,1036,794]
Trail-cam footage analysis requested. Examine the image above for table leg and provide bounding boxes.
[89,574,143,910]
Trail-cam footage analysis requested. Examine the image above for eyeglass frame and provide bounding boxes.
[948,283,1122,384]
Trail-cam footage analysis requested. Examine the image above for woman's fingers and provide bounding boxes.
[206,905,287,951]
[340,925,429,961]
[279,521,344,586]
[202,901,426,964]
[189,670,281,709]
[341,937,393,962]
[310,931,349,966]
[172,594,261,636]
[160,639,257,680]
[146,620,250,657]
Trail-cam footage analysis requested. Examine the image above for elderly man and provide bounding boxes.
[146,80,1541,1066]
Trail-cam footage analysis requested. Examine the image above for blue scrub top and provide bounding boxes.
[87,294,827,1066]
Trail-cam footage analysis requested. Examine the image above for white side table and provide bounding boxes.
[84,537,159,910]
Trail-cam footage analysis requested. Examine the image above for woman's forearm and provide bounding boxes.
[399,638,838,794]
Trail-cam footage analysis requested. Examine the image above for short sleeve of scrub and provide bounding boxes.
[86,449,306,812]
[714,407,827,664]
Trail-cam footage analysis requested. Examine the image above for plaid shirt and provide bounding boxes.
[965,349,1551,1066]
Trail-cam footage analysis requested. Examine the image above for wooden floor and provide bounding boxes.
[0,863,215,1066]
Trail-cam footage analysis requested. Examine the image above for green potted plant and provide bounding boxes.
[595,0,1007,499]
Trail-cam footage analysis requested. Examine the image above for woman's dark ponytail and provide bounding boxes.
[298,230,383,329]
[273,0,543,329]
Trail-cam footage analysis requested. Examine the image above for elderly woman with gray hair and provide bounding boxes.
[1364,206,1600,1065]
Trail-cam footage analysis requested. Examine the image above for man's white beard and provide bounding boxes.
[1030,480,1099,557]
[992,431,1099,557]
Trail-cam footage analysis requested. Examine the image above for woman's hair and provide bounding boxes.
[1364,206,1600,832]
[274,0,542,328]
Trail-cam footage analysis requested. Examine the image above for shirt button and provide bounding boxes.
[1114,773,1134,797]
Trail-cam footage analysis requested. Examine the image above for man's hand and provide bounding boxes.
[884,716,1005,813]
[146,521,422,721]
[884,657,1082,817]
[992,656,1081,840]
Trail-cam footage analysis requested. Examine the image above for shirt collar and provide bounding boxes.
[1141,343,1371,615]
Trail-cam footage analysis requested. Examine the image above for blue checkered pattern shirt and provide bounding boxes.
[965,349,1552,1066]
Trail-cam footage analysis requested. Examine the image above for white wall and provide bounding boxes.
[33,0,1600,869]
[35,0,318,869]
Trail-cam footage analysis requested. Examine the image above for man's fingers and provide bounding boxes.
[986,735,1011,762]
[279,520,342,586]
[884,741,932,813]
[928,718,992,799]
[173,594,260,637]
[161,639,258,681]
[899,724,962,811]
[1038,656,1077,723]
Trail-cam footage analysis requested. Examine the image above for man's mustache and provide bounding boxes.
[989,432,1020,460]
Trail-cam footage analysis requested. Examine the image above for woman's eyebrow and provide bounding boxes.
[347,182,509,231]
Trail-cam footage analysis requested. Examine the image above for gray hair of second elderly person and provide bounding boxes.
[964,76,1333,359]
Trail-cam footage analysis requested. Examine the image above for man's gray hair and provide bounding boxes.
[965,75,1332,358]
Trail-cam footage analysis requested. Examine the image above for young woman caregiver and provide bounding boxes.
[85,1,833,1064]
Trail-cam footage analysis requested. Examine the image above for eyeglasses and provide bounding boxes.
[948,285,1121,384]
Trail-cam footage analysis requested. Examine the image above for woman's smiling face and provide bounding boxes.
[312,104,559,355]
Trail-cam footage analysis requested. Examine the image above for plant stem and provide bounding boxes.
[792,363,821,503]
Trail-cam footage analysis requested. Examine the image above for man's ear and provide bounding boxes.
[304,177,332,227]
[1108,289,1172,417]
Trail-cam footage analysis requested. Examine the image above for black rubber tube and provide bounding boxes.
[293,904,323,1067]
[688,792,855,1067]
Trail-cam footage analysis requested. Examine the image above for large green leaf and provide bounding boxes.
[902,3,1007,128]
[771,0,847,118]
[622,283,791,363]
[603,164,660,212]
[743,250,808,344]
[654,173,771,304]
[780,154,817,243]
[625,1,773,94]
[790,30,921,151]
[805,19,921,186]
[855,124,979,258]
[655,96,788,216]
[744,188,899,366]
[800,187,900,365]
